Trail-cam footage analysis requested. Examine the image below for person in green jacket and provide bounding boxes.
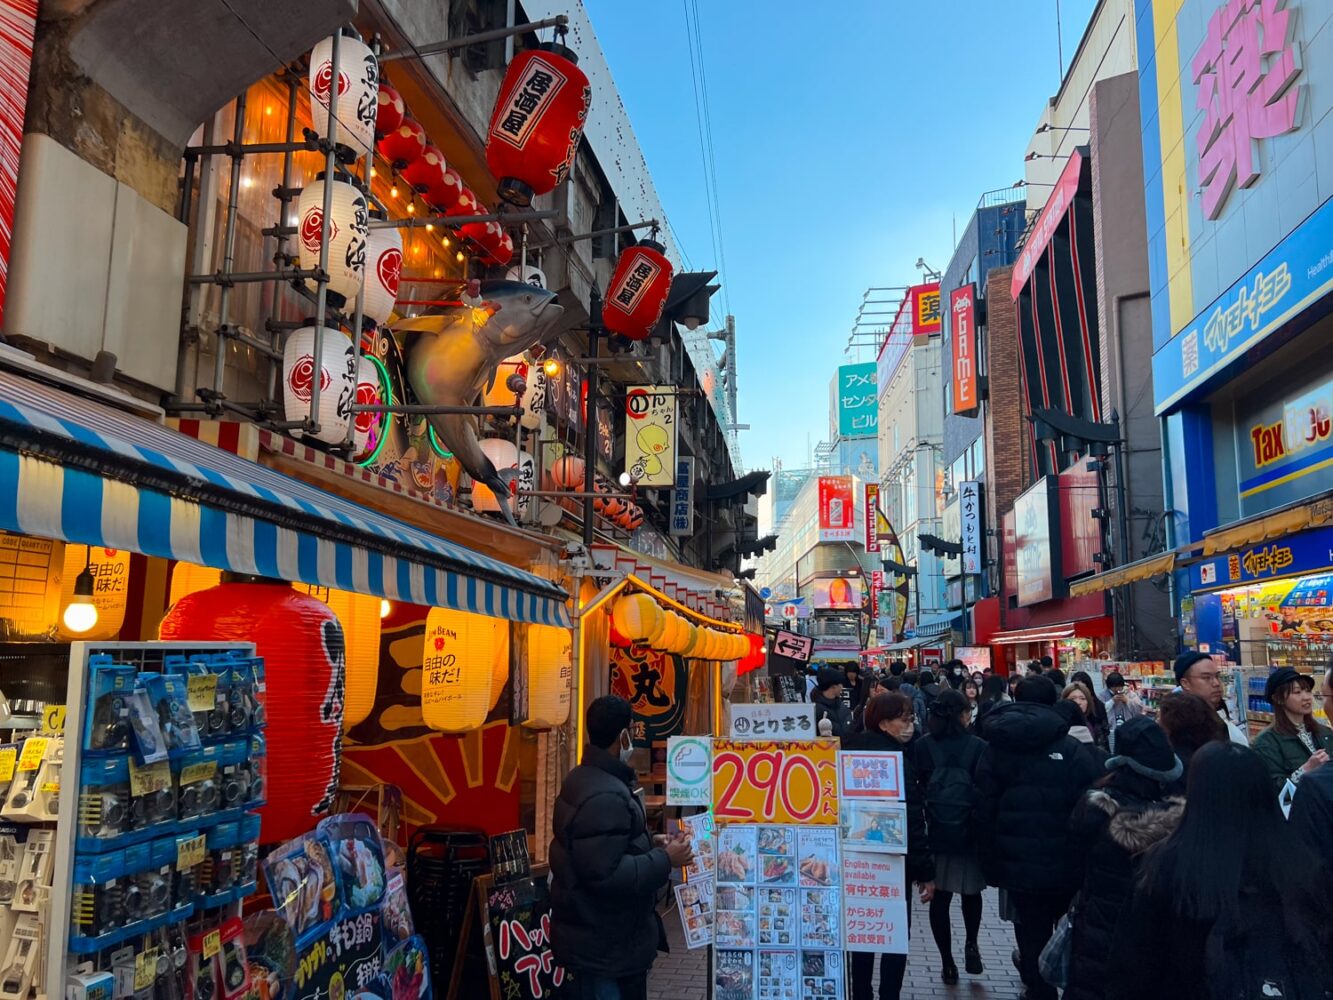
[1252,667,1333,793]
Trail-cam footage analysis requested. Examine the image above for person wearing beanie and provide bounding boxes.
[1173,650,1248,746]
[1251,667,1333,794]
[1065,718,1184,1000]
[811,665,853,742]
[975,674,1101,999]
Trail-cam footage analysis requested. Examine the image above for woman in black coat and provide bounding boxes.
[844,692,934,1000]
[1065,718,1183,1000]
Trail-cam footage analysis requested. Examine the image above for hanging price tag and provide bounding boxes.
[128,758,172,797]
[134,948,160,991]
[176,834,206,869]
[0,747,16,784]
[187,675,218,713]
[40,704,66,735]
[201,929,221,960]
[178,760,217,786]
[16,737,48,772]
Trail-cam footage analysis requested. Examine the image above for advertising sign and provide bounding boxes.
[486,877,567,999]
[806,577,863,610]
[950,285,979,416]
[960,480,983,575]
[711,740,839,825]
[1236,363,1333,516]
[609,645,686,747]
[954,646,993,674]
[623,385,677,487]
[666,736,713,806]
[1014,476,1060,606]
[842,852,909,954]
[910,283,941,335]
[1190,521,1333,592]
[834,363,878,439]
[863,483,881,553]
[817,476,854,542]
[294,909,383,1000]
[670,456,695,536]
[770,628,813,664]
[729,704,816,740]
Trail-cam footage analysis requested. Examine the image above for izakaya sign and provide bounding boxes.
[711,739,839,825]
[623,385,677,487]
[950,284,979,416]
[863,483,880,553]
[960,481,983,575]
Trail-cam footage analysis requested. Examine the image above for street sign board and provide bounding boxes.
[771,629,813,662]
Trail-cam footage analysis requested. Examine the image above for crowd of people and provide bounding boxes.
[810,654,1333,1000]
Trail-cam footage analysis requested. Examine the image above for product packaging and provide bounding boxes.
[217,918,250,1000]
[0,913,40,1000]
[69,851,126,950]
[125,682,167,766]
[76,756,132,849]
[241,911,296,1000]
[144,674,202,753]
[245,734,267,807]
[175,745,223,825]
[317,813,387,910]
[83,660,136,755]
[262,833,340,945]
[11,829,53,912]
[65,969,115,1000]
[4,736,62,822]
[218,741,251,813]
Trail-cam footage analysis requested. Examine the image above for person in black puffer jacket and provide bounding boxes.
[1065,718,1184,1000]
[975,676,1101,1000]
[550,696,694,999]
[811,666,854,741]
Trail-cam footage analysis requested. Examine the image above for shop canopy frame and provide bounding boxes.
[0,372,570,626]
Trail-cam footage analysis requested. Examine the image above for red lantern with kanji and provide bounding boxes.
[158,581,345,844]
[401,144,447,193]
[376,83,405,136]
[603,241,673,341]
[378,117,425,166]
[485,43,591,207]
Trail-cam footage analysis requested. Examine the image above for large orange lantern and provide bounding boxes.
[611,593,663,644]
[485,43,591,206]
[312,589,382,731]
[56,545,130,641]
[159,582,344,844]
[603,241,673,342]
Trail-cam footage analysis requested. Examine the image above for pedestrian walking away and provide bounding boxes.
[550,696,694,1000]
[844,692,934,1000]
[913,688,988,986]
[1155,692,1228,793]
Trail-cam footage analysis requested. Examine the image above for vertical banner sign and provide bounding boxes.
[609,645,686,747]
[863,483,880,553]
[835,362,878,439]
[837,752,909,955]
[960,480,983,575]
[817,476,854,542]
[951,284,979,416]
[910,283,942,334]
[670,456,695,537]
[0,2,36,328]
[624,385,677,487]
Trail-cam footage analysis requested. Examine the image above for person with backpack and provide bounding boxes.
[913,689,987,985]
[1108,742,1333,999]
[1065,718,1184,1000]
[913,669,943,723]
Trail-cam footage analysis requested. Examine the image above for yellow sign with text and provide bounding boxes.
[711,739,839,825]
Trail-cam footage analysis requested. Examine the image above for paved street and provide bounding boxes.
[649,889,1025,1000]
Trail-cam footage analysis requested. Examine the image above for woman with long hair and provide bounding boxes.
[845,693,934,1000]
[1156,691,1227,790]
[961,677,981,725]
[1251,667,1333,793]
[1061,681,1107,748]
[1108,742,1333,999]
[1069,670,1109,732]
[913,689,988,985]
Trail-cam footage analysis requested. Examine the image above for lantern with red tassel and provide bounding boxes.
[400,144,447,194]
[485,43,592,207]
[375,83,405,136]
[603,241,673,341]
[378,118,425,166]
[159,581,345,844]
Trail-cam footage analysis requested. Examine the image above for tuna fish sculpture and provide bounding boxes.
[395,280,564,524]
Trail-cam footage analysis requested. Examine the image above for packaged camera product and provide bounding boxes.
[70,851,127,948]
[0,823,22,906]
[165,657,220,744]
[77,756,132,849]
[316,813,387,911]
[175,746,223,824]
[126,682,168,766]
[262,833,340,944]
[145,674,201,753]
[217,918,250,1000]
[84,659,136,755]
[122,841,170,925]
[218,741,250,812]
[202,822,240,898]
[149,836,193,919]
[245,734,266,806]
[129,755,178,833]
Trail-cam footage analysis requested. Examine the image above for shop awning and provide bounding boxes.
[880,637,933,651]
[0,372,571,626]
[1067,546,1193,597]
[989,616,1113,645]
[914,614,960,637]
[1202,494,1333,556]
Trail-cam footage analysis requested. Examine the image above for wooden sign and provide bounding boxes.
[711,739,839,825]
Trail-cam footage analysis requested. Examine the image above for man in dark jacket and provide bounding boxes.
[913,669,942,722]
[811,666,853,739]
[550,696,694,999]
[975,676,1101,1000]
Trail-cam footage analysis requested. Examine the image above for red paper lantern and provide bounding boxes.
[159,582,345,844]
[486,230,515,267]
[603,241,673,341]
[427,167,466,212]
[446,186,482,218]
[738,633,766,675]
[485,43,591,206]
[378,118,426,165]
[620,505,644,531]
[376,83,405,136]
[400,144,447,193]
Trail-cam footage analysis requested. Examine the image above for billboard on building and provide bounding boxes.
[833,362,878,439]
[864,483,880,553]
[817,475,854,542]
[808,576,864,610]
[1014,477,1062,606]
[910,283,941,335]
[950,285,979,416]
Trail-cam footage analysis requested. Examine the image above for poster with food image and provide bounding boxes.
[675,875,714,950]
[797,828,838,887]
[799,889,841,949]
[758,950,800,999]
[716,884,754,912]
[799,950,844,1000]
[758,825,797,885]
[718,825,757,884]
[715,907,757,948]
[679,811,716,880]
[759,887,797,947]
[715,949,755,1000]
[838,801,907,854]
[837,751,903,800]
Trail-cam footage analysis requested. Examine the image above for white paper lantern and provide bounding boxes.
[520,367,547,430]
[471,439,534,516]
[309,33,378,155]
[363,223,402,327]
[283,325,356,445]
[352,354,391,462]
[297,175,369,307]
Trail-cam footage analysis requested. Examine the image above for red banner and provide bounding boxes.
[0,2,37,328]
[818,475,854,542]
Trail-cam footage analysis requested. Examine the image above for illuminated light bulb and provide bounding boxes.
[456,251,465,262]
[434,268,443,278]
[390,185,399,198]
[241,176,253,189]
[407,202,415,214]
[379,599,392,619]
[265,105,275,116]
[425,223,433,232]
[414,243,424,256]
[442,237,451,247]
[370,167,377,178]
[62,569,98,634]
[543,358,561,377]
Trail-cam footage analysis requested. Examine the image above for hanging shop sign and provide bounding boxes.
[770,628,813,664]
[960,480,983,575]
[817,476,854,543]
[863,483,881,553]
[1193,523,1333,592]
[711,739,839,825]
[834,363,878,440]
[728,704,816,740]
[666,736,713,806]
[671,457,696,537]
[910,283,941,335]
[623,385,678,487]
[609,644,687,747]
[950,284,979,416]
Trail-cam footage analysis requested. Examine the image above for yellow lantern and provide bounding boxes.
[524,624,573,729]
[421,607,503,733]
[169,562,222,607]
[666,612,690,651]
[728,633,746,660]
[56,545,131,641]
[490,618,511,711]
[677,621,700,657]
[611,593,664,643]
[696,629,716,661]
[317,589,382,731]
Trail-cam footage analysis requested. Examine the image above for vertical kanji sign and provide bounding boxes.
[863,482,881,553]
[960,480,983,575]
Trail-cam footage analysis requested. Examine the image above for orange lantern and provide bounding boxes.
[523,625,572,729]
[548,455,585,491]
[422,607,502,733]
[168,562,222,608]
[611,594,663,644]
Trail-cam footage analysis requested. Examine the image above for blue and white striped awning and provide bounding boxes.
[0,372,570,627]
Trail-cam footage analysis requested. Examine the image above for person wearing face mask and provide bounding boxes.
[1251,667,1333,794]
[844,692,934,1000]
[550,696,694,1000]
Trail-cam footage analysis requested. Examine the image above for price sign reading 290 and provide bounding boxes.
[711,739,839,825]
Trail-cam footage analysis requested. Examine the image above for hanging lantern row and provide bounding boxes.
[592,479,644,533]
[609,594,746,660]
[603,240,674,342]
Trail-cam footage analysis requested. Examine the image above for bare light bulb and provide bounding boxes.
[63,568,98,633]
[379,599,392,619]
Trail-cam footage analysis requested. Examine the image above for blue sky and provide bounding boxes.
[582,0,1100,471]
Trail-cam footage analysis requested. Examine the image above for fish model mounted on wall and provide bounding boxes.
[395,280,564,524]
